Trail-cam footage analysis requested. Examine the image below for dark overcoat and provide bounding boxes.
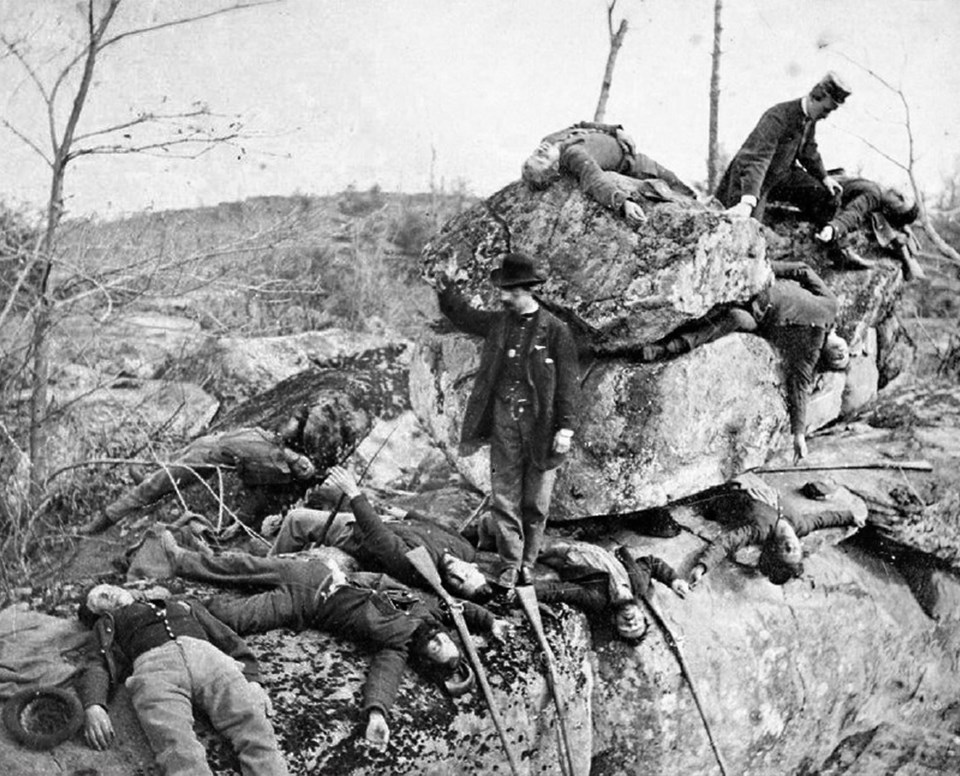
[438,286,580,470]
[715,99,827,218]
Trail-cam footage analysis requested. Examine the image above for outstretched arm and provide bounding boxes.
[689,523,764,585]
[437,278,499,337]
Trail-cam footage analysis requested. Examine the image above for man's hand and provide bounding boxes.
[615,127,637,156]
[248,681,275,717]
[822,175,843,198]
[436,255,465,290]
[815,224,835,243]
[490,618,513,642]
[792,432,808,464]
[671,579,689,599]
[688,564,706,587]
[84,705,115,750]
[325,465,362,500]
[623,200,647,226]
[726,201,753,218]
[552,430,573,455]
[851,499,868,528]
[365,709,390,747]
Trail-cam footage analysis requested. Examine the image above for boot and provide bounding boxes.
[899,246,925,281]
[79,513,115,535]
[834,246,874,270]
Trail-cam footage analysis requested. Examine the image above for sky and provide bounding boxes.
[1,0,958,219]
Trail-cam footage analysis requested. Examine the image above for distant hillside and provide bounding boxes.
[56,187,478,339]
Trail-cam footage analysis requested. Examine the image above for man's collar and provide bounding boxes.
[800,95,811,118]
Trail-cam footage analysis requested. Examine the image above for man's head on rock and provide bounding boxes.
[412,622,461,669]
[758,520,805,585]
[819,330,850,372]
[881,187,919,229]
[614,600,649,640]
[440,551,493,601]
[521,141,561,189]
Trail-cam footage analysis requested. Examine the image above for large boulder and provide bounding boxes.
[411,184,908,515]
[420,179,771,349]
[168,326,405,405]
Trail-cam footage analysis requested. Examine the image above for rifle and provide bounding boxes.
[638,592,729,776]
[405,547,521,776]
[516,585,576,776]
[753,459,932,474]
[317,420,401,544]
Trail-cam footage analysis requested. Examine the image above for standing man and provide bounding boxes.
[715,72,853,241]
[437,252,581,590]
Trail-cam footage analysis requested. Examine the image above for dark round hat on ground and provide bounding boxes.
[2,686,84,750]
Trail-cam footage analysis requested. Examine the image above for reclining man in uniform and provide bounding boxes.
[815,176,924,279]
[604,261,849,463]
[82,414,316,535]
[521,121,697,225]
[687,473,867,586]
[266,466,495,602]
[78,583,289,775]
[522,534,688,641]
[151,532,509,747]
[272,467,686,642]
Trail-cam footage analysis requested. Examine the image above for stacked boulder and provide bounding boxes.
[411,179,903,517]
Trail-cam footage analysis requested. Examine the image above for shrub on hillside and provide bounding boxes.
[337,184,386,217]
[0,202,41,313]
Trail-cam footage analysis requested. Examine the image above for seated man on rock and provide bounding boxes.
[149,531,508,747]
[814,176,923,279]
[521,121,697,225]
[687,473,867,586]
[530,535,688,641]
[81,415,317,535]
[266,466,495,602]
[605,261,849,463]
[78,583,288,775]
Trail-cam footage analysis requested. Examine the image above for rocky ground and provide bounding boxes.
[2,187,960,775]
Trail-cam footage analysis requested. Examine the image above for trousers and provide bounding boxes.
[489,397,557,582]
[126,636,287,776]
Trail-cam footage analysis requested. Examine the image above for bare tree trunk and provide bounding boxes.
[706,0,723,192]
[594,1,629,122]
[28,1,118,498]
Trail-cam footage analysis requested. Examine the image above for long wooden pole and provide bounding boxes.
[516,585,576,776]
[406,547,522,776]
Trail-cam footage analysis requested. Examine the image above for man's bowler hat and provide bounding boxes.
[817,71,852,104]
[490,252,546,289]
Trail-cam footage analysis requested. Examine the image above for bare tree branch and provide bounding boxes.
[98,1,281,54]
[830,49,960,264]
[0,118,52,165]
[0,33,51,104]
[594,1,630,122]
[67,131,242,160]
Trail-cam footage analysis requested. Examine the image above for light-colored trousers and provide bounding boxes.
[126,636,288,776]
